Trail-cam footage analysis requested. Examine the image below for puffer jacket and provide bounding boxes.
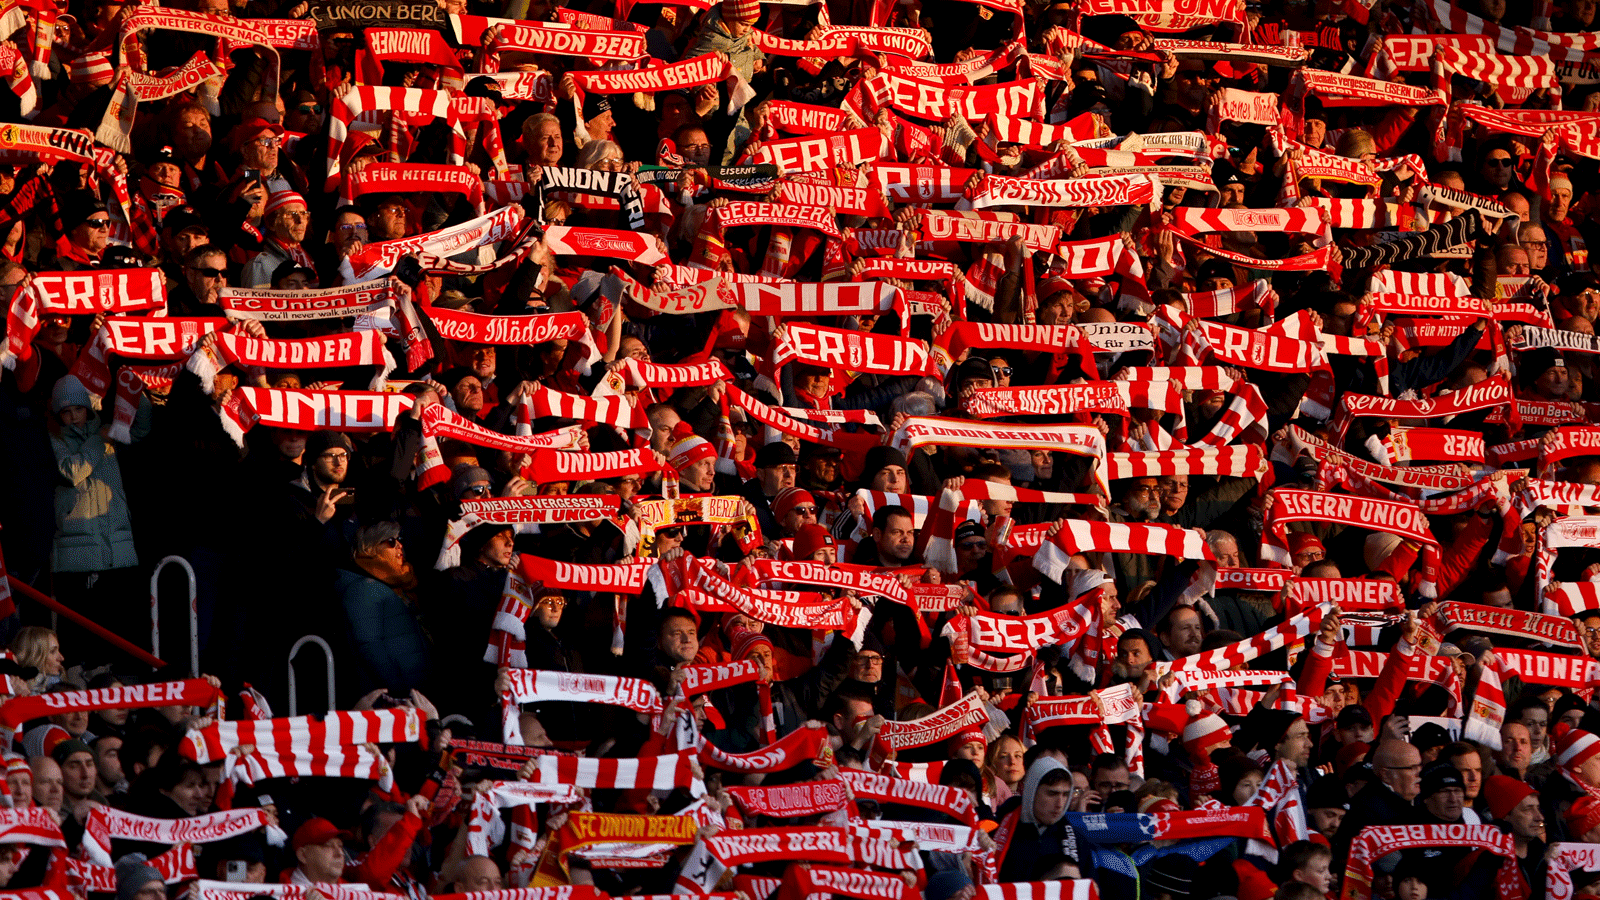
[685,10,762,82]
[47,375,150,573]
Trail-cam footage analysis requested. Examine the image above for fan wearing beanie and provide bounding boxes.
[114,854,165,900]
[1545,724,1600,841]
[706,610,856,754]
[1484,773,1545,856]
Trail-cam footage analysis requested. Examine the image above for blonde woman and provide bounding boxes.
[982,733,1027,809]
[9,627,64,691]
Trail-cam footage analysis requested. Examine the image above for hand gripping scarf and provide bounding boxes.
[750,128,892,174]
[1548,843,1600,900]
[97,53,224,154]
[1285,578,1399,613]
[0,678,220,729]
[1274,425,1480,492]
[1341,824,1523,900]
[73,317,227,398]
[953,600,1094,654]
[751,559,909,604]
[185,329,394,394]
[1431,601,1582,650]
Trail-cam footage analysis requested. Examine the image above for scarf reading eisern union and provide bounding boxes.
[458,495,619,526]
[1262,489,1435,567]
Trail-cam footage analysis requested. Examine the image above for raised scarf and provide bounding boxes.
[501,670,662,742]
[545,812,697,876]
[1261,490,1437,567]
[2,269,165,369]
[839,769,979,826]
[1153,604,1326,673]
[217,388,414,446]
[340,203,521,282]
[875,691,993,751]
[0,678,219,729]
[962,384,1128,418]
[1105,446,1267,480]
[458,496,619,526]
[751,559,909,604]
[965,173,1157,210]
[1340,823,1523,900]
[182,708,422,763]
[725,781,850,819]
[772,322,934,377]
[186,329,393,394]
[1331,374,1512,442]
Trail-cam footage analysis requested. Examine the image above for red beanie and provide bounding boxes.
[772,487,815,520]
[1567,796,1600,838]
[730,630,773,662]
[668,422,716,472]
[1556,724,1600,771]
[1287,531,1325,555]
[1483,774,1537,821]
[791,524,836,561]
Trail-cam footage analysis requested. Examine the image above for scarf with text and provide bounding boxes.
[340,204,522,282]
[772,323,934,377]
[1275,425,1480,492]
[1433,601,1582,649]
[81,807,272,868]
[1262,489,1437,568]
[186,329,393,394]
[3,269,167,370]
[1332,374,1511,442]
[217,388,414,446]
[838,769,979,826]
[700,722,832,774]
[724,781,850,819]
[776,865,916,900]
[572,53,753,117]
[0,678,219,729]
[876,691,994,751]
[1341,823,1522,900]
[502,669,662,743]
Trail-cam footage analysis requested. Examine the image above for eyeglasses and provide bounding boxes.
[536,596,566,608]
[319,451,349,462]
[279,210,310,222]
[1486,157,1514,168]
[958,540,988,552]
[790,506,818,517]
[84,219,110,229]
[337,223,368,234]
[188,266,225,279]
[296,104,324,115]
[856,654,883,664]
[44,316,70,327]
[250,136,282,149]
[991,366,1012,377]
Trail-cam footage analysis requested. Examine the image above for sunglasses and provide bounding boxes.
[790,506,818,517]
[84,218,110,229]
[188,266,225,279]
[337,223,368,234]
[462,484,491,496]
[991,365,1013,377]
[296,104,324,115]
[1486,158,1515,168]
[957,540,989,552]
[250,136,282,149]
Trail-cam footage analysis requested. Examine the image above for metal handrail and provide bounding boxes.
[287,635,335,716]
[149,556,198,677]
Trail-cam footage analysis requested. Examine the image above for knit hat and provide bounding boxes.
[1567,796,1600,838]
[305,429,355,461]
[668,425,716,472]
[791,524,836,560]
[1287,531,1325,556]
[450,464,493,500]
[723,0,760,22]
[583,93,612,121]
[1556,725,1600,771]
[115,853,165,900]
[755,441,797,468]
[49,375,92,415]
[947,726,985,754]
[1483,774,1537,820]
[1551,172,1575,195]
[1306,775,1349,811]
[771,486,815,520]
[3,753,29,777]
[1143,854,1197,900]
[68,51,113,85]
[1183,701,1230,792]
[1418,761,1464,799]
[20,723,70,760]
[264,190,307,215]
[1364,531,1404,572]
[51,738,92,765]
[730,630,773,662]
[858,445,908,485]
[925,868,974,900]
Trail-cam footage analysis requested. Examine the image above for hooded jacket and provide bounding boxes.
[48,375,150,573]
[996,756,1083,881]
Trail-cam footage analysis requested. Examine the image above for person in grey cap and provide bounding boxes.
[288,430,355,528]
[115,854,165,900]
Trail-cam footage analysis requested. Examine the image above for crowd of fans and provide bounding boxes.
[3,0,1600,896]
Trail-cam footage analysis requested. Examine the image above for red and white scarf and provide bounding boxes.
[1105,446,1266,480]
[81,807,272,867]
[186,329,393,394]
[217,388,414,446]
[839,769,979,826]
[502,669,662,743]
[2,269,166,369]
[724,781,849,819]
[1155,604,1326,673]
[341,203,522,282]
[572,53,753,116]
[1261,489,1436,567]
[876,691,994,751]
[0,678,219,729]
[965,173,1157,210]
[519,749,701,794]
[963,384,1128,418]
[1344,824,1523,900]
[1035,521,1212,581]
[773,323,934,377]
[182,708,422,763]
